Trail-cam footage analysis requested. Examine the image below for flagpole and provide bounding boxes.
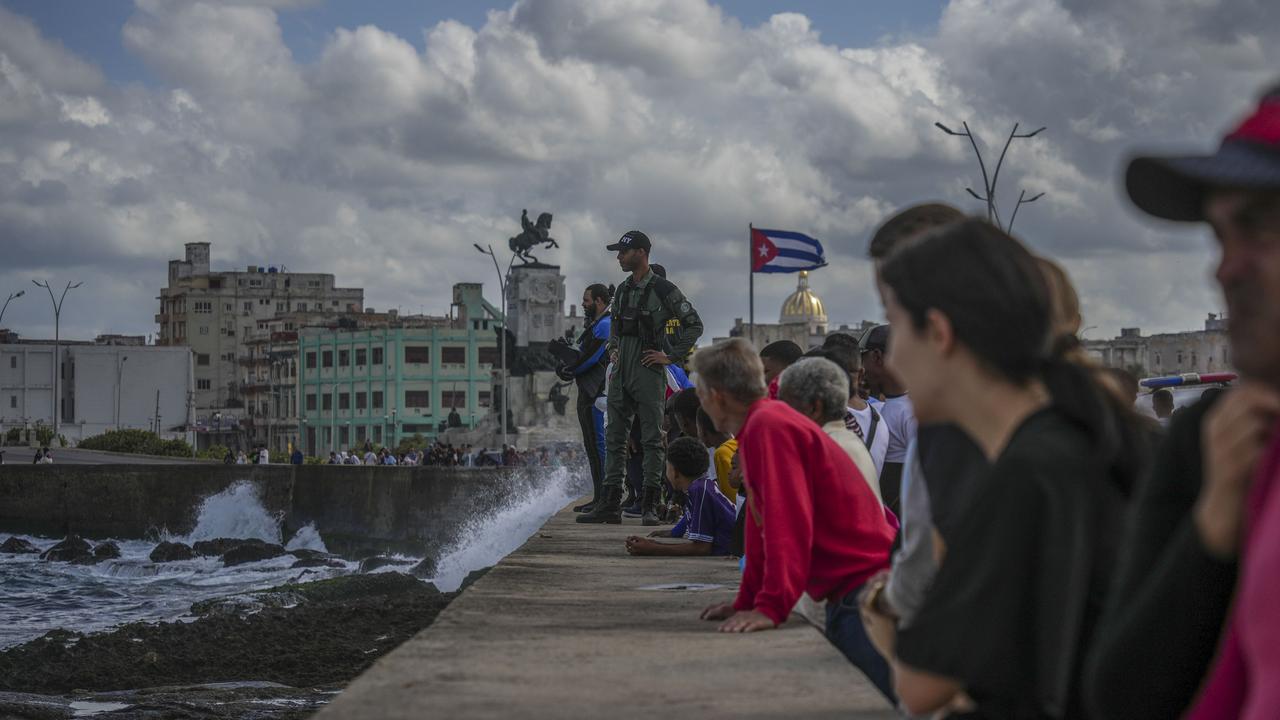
[748,223,754,347]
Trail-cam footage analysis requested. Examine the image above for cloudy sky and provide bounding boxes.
[1,0,1276,343]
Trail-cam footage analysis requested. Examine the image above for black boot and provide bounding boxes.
[573,501,595,513]
[641,487,662,527]
[576,486,622,524]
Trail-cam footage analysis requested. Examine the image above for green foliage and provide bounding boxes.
[4,428,20,445]
[57,434,67,448]
[34,423,54,446]
[268,449,289,464]
[78,429,194,458]
[395,433,427,455]
[303,454,326,465]
[196,444,231,461]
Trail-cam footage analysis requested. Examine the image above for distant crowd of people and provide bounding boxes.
[553,82,1280,719]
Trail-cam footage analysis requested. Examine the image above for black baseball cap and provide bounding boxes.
[859,324,889,353]
[607,230,651,252]
[1126,87,1280,222]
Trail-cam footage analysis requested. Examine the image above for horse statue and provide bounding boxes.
[508,209,559,264]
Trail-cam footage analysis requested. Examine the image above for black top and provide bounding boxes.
[1083,396,1237,719]
[896,408,1125,719]
[917,423,989,543]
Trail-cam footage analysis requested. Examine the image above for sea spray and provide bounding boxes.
[181,481,283,544]
[285,523,328,553]
[428,466,587,592]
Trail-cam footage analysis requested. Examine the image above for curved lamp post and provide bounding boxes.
[32,280,83,437]
[473,243,517,450]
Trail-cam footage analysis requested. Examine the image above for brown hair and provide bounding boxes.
[868,203,966,260]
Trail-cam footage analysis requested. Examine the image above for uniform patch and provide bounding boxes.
[679,302,691,313]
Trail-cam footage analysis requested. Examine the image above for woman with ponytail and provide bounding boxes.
[857,219,1135,718]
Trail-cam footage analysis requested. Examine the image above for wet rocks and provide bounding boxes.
[409,556,438,579]
[357,556,415,574]
[0,537,39,554]
[287,548,328,562]
[92,542,121,562]
[222,543,286,567]
[149,542,195,563]
[191,538,245,557]
[40,536,93,563]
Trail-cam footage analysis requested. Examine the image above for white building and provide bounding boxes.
[0,341,193,444]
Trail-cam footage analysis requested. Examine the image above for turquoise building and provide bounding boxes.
[296,284,502,455]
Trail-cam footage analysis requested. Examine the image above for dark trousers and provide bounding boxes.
[576,392,605,503]
[880,462,904,516]
[826,585,897,703]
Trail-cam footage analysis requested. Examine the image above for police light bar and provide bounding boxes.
[1139,372,1238,389]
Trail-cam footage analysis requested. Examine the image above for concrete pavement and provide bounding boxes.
[316,504,898,719]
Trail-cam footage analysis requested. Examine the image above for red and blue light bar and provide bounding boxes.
[1140,372,1237,389]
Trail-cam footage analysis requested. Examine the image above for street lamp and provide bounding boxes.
[115,355,128,430]
[473,243,516,449]
[935,121,1046,231]
[32,280,83,437]
[0,290,24,328]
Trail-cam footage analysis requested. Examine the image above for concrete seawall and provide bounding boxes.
[316,505,897,719]
[0,465,544,558]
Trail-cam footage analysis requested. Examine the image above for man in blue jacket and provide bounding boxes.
[555,283,613,513]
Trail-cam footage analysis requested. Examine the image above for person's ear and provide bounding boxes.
[924,308,955,357]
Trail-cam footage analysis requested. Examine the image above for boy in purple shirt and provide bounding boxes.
[625,437,736,557]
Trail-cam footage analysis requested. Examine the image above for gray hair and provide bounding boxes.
[778,357,848,423]
[691,338,767,404]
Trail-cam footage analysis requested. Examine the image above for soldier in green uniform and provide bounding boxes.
[578,231,703,525]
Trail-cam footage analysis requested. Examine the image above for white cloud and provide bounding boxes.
[0,0,1276,344]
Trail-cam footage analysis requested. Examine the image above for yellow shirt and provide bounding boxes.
[713,439,739,504]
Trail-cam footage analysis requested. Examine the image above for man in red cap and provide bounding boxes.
[1086,84,1280,719]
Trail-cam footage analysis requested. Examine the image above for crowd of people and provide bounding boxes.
[315,441,580,468]
[555,83,1280,718]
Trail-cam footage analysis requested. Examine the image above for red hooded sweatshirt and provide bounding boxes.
[734,398,894,626]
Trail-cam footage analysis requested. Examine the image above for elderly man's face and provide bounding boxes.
[1206,190,1280,385]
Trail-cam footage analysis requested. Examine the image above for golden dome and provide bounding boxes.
[780,271,827,324]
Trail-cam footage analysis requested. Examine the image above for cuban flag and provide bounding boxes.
[751,228,827,273]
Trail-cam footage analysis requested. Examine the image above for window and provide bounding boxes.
[339,350,349,367]
[372,347,384,365]
[277,302,286,312]
[306,352,317,369]
[306,394,317,411]
[404,346,430,364]
[442,390,466,409]
[197,379,211,390]
[322,394,332,411]
[194,301,212,314]
[356,392,367,410]
[198,325,208,335]
[322,351,333,368]
[244,301,252,313]
[356,348,367,366]
[296,302,307,312]
[308,280,321,288]
[479,390,492,408]
[478,346,499,366]
[405,390,431,408]
[373,425,382,443]
[223,353,235,362]
[339,426,348,446]
[339,393,350,410]
[197,353,210,366]
[224,303,233,312]
[372,391,383,410]
[9,357,16,369]
[9,395,16,408]
[441,347,466,365]
[356,426,367,443]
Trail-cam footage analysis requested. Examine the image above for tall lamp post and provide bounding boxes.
[32,280,82,437]
[474,243,516,450]
[115,355,129,430]
[934,121,1046,232]
[1,290,24,328]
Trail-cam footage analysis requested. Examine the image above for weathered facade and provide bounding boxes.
[1084,314,1232,377]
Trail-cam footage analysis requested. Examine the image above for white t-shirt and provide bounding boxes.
[880,394,917,464]
[847,404,888,478]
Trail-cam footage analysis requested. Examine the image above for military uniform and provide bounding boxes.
[579,231,703,525]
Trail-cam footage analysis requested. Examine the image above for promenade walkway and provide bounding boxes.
[317,504,897,719]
